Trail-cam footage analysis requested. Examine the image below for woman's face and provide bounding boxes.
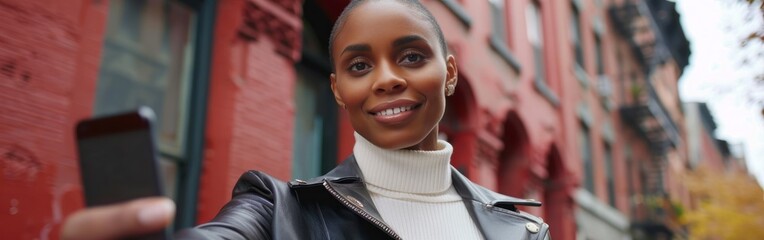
[330,1,457,150]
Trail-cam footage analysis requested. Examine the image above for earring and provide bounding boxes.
[446,84,455,96]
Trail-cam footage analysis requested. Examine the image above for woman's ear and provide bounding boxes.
[330,73,346,109]
[445,55,458,96]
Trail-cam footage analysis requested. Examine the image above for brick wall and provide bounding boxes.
[0,0,107,238]
[196,0,301,223]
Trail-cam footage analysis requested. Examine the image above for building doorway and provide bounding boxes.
[498,112,531,197]
[543,146,573,240]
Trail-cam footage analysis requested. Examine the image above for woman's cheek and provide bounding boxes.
[338,78,369,106]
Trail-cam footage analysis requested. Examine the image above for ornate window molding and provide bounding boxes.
[238,0,302,61]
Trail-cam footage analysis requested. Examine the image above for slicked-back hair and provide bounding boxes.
[328,0,448,72]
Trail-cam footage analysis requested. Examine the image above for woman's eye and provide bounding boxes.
[400,52,425,65]
[349,62,370,72]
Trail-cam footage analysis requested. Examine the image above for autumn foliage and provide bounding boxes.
[681,166,764,239]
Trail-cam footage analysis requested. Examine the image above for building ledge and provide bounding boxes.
[489,35,522,73]
[574,64,589,89]
[574,189,630,231]
[534,79,560,107]
[439,0,472,28]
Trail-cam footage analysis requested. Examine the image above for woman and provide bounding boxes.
[62,1,550,239]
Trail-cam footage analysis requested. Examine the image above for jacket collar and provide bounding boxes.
[289,155,541,206]
[288,155,544,239]
[290,155,396,238]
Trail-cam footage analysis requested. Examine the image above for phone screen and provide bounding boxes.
[77,128,163,206]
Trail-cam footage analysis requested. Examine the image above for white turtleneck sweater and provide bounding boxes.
[353,132,484,240]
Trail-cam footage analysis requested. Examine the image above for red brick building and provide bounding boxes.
[0,0,690,239]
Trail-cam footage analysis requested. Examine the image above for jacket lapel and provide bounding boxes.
[289,156,399,239]
[450,168,545,239]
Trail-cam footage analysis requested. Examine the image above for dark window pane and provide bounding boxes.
[571,6,585,67]
[580,123,595,193]
[595,35,604,75]
[605,143,616,207]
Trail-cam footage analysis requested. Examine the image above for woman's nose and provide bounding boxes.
[372,61,407,94]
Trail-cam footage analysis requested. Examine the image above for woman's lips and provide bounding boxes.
[368,99,422,125]
[374,105,416,116]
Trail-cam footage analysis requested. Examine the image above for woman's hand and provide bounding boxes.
[61,197,175,240]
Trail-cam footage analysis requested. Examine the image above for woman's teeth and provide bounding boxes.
[376,105,414,116]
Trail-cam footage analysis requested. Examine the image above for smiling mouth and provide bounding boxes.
[372,104,421,116]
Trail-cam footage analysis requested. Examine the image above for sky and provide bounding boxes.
[675,0,764,185]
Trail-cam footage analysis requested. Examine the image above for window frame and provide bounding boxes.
[526,0,559,106]
[93,0,216,230]
[489,0,522,72]
[571,3,585,70]
[580,122,595,194]
[594,34,605,76]
[173,0,215,229]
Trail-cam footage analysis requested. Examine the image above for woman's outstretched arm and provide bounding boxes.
[61,170,281,240]
[174,191,275,239]
[60,197,175,240]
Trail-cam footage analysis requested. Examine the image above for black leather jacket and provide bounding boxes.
[176,156,550,239]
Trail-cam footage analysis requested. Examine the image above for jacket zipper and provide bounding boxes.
[322,180,402,240]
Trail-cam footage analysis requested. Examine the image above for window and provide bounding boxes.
[293,1,338,179]
[594,35,612,107]
[625,150,636,215]
[490,0,508,42]
[489,0,522,72]
[96,0,196,197]
[594,34,604,76]
[580,122,595,193]
[94,0,212,229]
[571,5,585,68]
[526,2,546,85]
[293,66,337,178]
[604,143,616,207]
[526,1,558,105]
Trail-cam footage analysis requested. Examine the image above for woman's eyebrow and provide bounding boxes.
[341,44,371,57]
[339,35,426,58]
[392,35,426,48]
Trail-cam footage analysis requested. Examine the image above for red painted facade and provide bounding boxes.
[196,0,302,221]
[0,0,107,238]
[1,0,697,239]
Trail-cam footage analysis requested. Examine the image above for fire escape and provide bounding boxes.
[610,0,690,239]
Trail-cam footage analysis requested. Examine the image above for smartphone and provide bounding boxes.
[75,107,170,239]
